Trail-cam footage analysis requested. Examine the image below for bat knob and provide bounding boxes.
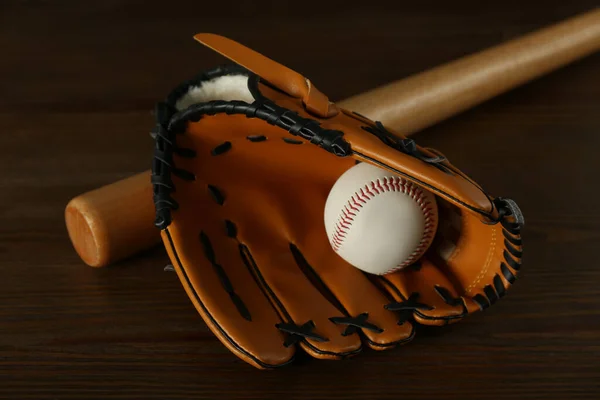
[65,171,161,267]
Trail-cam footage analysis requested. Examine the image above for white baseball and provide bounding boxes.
[324,162,438,275]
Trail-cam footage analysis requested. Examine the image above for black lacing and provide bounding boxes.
[485,197,526,228]
[275,321,328,347]
[329,313,383,336]
[385,293,434,325]
[361,122,452,174]
[152,102,197,230]
[434,285,464,307]
[199,231,251,321]
[259,100,350,155]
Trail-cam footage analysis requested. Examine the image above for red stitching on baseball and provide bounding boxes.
[330,175,436,269]
[359,188,370,201]
[382,177,391,192]
[351,198,363,209]
[370,182,380,195]
[344,206,357,218]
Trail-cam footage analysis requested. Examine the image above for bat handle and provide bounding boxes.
[65,171,159,267]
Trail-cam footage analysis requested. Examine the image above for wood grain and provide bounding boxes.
[1,1,599,398]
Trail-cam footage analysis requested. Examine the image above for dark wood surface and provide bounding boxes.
[2,1,599,398]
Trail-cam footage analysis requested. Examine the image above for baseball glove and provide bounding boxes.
[151,34,524,369]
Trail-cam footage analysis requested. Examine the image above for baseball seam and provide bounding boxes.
[330,176,436,274]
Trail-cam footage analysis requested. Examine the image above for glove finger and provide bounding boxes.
[171,114,360,361]
[165,222,294,369]
[295,221,415,350]
[378,259,466,327]
[239,239,362,360]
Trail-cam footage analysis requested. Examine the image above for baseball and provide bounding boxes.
[324,162,438,275]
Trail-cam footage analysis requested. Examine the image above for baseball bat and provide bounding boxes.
[66,9,600,267]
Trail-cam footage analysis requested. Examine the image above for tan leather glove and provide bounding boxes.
[151,34,524,369]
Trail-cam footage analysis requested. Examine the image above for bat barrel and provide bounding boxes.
[340,8,600,135]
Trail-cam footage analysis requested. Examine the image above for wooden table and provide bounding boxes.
[2,1,599,398]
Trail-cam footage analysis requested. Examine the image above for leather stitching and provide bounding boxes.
[466,224,497,294]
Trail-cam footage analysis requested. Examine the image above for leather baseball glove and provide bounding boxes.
[151,34,524,369]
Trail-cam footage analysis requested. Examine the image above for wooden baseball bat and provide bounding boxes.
[66,9,600,267]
